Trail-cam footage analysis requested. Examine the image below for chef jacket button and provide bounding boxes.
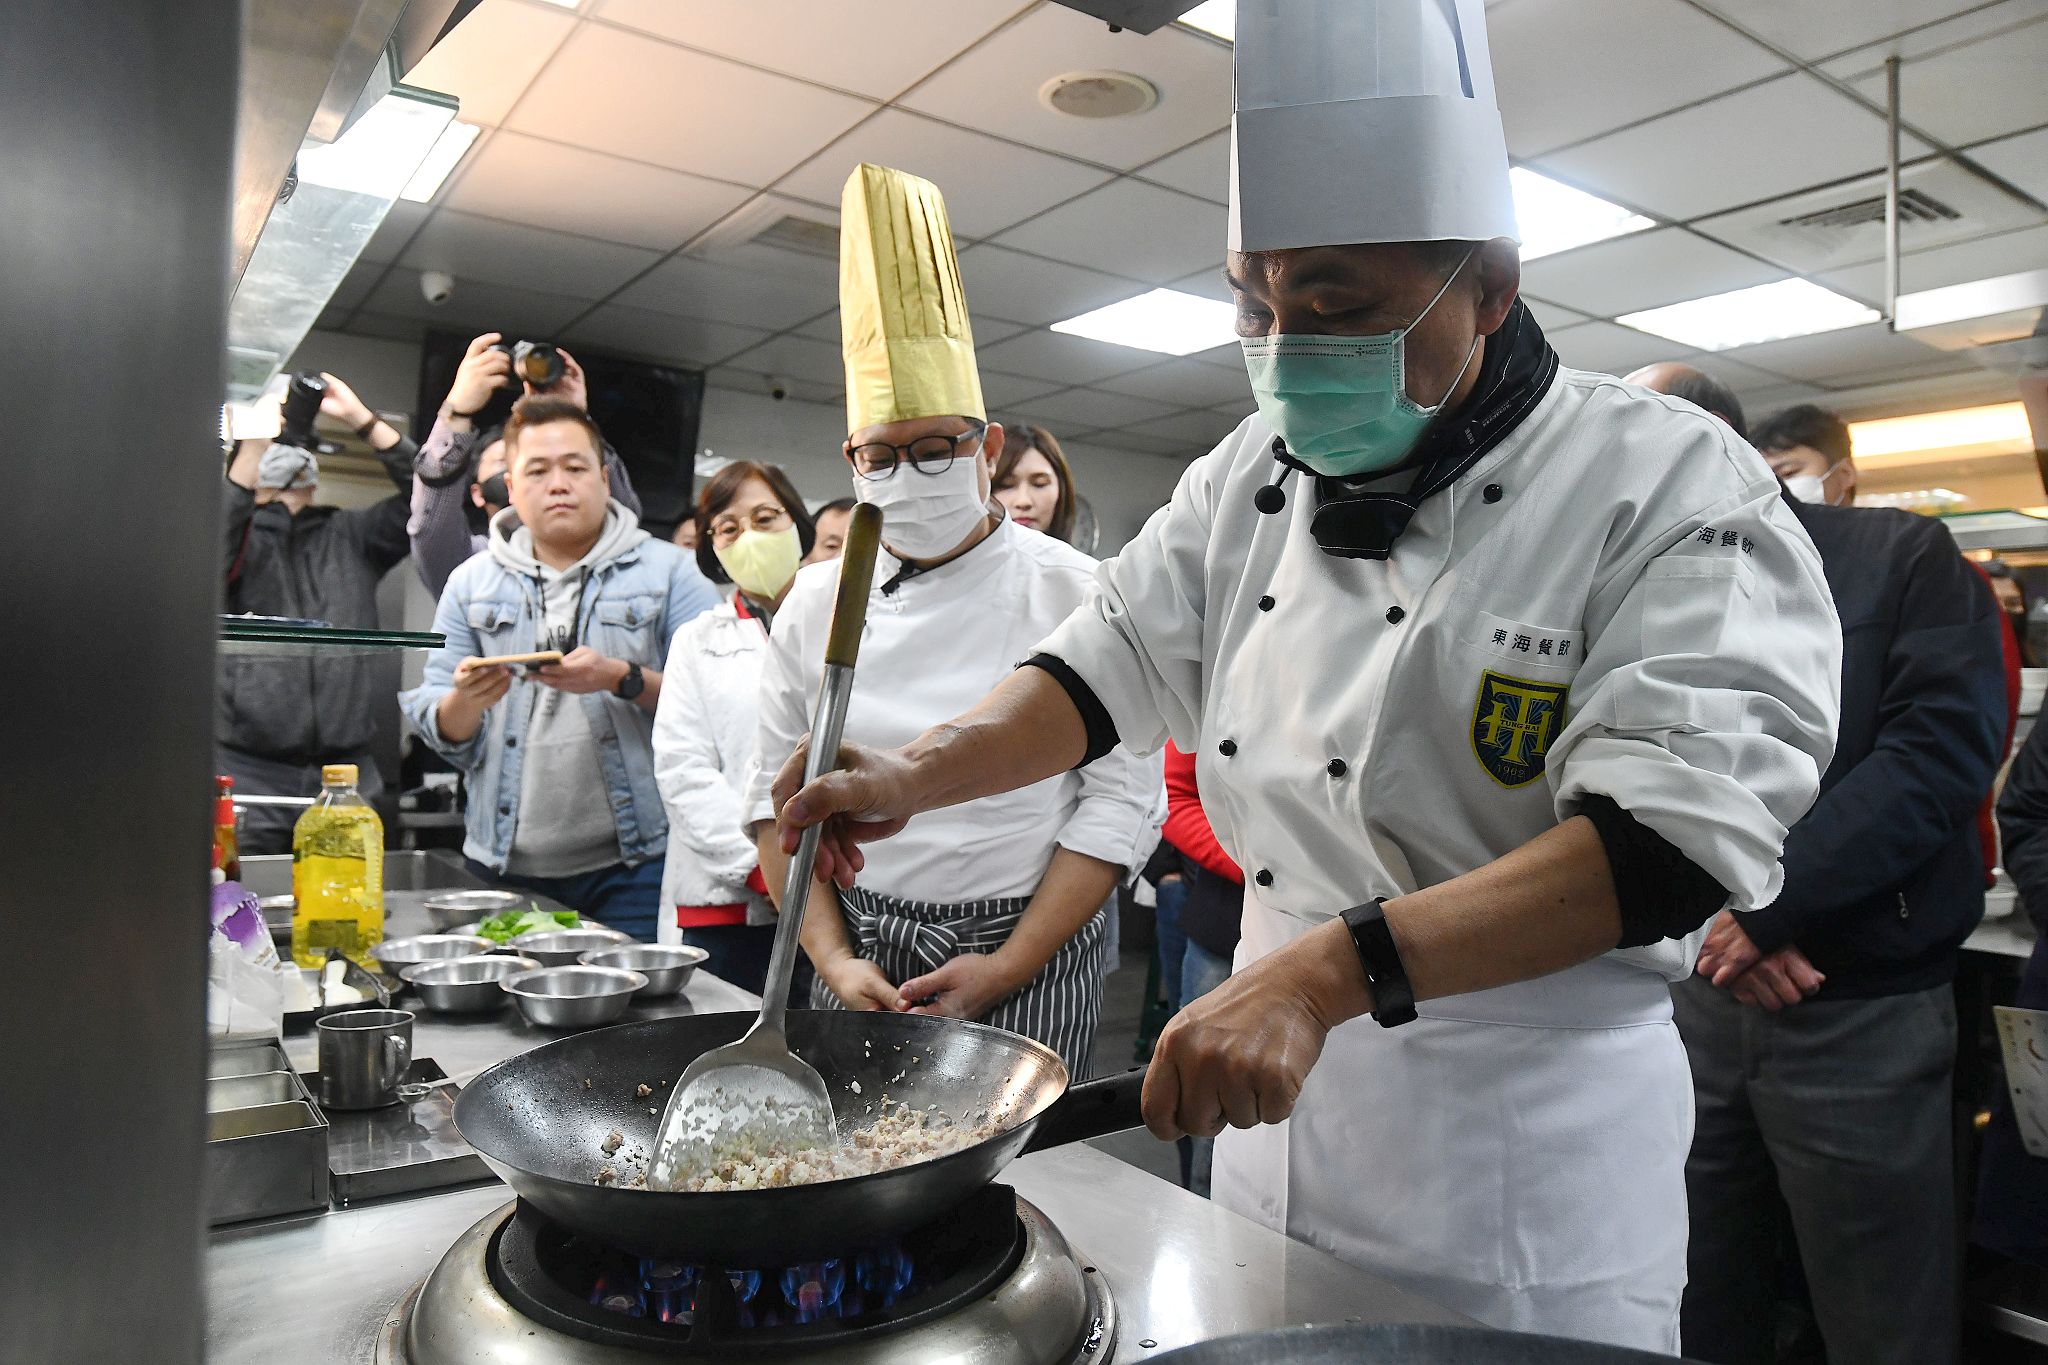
[1483,483,1504,503]
[1258,595,1275,612]
[1218,739,1238,757]
[1385,605,1405,624]
[1327,758,1348,778]
[1254,868,1274,887]
[505,735,518,748]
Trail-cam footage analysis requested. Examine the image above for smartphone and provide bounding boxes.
[471,650,564,676]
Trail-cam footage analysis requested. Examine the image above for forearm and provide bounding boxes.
[990,847,1122,991]
[758,827,856,968]
[435,690,488,745]
[901,668,1088,814]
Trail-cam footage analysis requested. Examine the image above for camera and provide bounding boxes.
[420,270,455,306]
[491,340,566,390]
[278,372,326,450]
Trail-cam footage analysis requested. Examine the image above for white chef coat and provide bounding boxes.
[1036,368,1842,1351]
[651,595,775,941]
[743,513,1162,902]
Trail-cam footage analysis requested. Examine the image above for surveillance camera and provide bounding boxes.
[767,375,789,402]
[420,270,455,306]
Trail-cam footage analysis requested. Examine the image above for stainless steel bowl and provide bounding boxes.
[401,955,541,1013]
[501,966,647,1028]
[510,927,634,967]
[373,934,495,976]
[577,943,708,1000]
[421,889,527,933]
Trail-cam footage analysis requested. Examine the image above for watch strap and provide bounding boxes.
[1341,897,1417,1027]
[615,660,644,699]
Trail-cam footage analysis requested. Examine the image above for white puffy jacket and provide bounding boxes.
[651,596,775,944]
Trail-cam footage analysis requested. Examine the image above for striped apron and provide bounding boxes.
[808,884,1108,1079]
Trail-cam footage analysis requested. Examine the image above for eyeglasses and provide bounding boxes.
[708,502,792,548]
[846,419,987,481]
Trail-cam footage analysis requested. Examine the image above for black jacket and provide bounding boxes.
[1999,708,2048,937]
[1740,499,2005,997]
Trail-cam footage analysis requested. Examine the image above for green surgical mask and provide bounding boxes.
[1241,249,1479,479]
[714,524,801,601]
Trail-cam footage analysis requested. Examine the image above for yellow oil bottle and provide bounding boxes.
[290,764,384,969]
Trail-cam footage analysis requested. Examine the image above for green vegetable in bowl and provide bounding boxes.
[478,908,580,944]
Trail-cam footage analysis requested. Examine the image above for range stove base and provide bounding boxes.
[379,1195,1116,1365]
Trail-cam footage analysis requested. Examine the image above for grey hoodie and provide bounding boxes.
[489,500,649,877]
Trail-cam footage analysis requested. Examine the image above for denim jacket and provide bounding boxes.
[400,508,719,872]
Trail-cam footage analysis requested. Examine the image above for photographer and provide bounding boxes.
[221,371,418,852]
[410,331,641,595]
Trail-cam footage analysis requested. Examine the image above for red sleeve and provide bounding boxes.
[1970,563,2022,886]
[1162,741,1243,884]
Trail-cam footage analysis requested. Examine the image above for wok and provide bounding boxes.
[454,1009,1146,1266]
[1151,1324,1700,1363]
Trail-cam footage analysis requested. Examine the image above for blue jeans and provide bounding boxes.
[1178,938,1233,1197]
[1155,878,1190,1015]
[468,857,666,943]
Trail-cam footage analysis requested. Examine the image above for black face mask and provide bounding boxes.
[477,473,508,509]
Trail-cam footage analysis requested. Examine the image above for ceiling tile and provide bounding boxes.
[978,371,1070,409]
[975,329,1160,386]
[993,179,1227,283]
[1534,74,1932,221]
[1166,265,1233,304]
[1520,229,1782,317]
[345,311,430,344]
[1491,0,1789,157]
[399,209,661,299]
[1086,430,1194,458]
[1119,408,1245,447]
[362,267,588,336]
[1729,381,1835,414]
[703,364,841,408]
[957,244,1146,326]
[1520,295,1596,334]
[612,252,835,330]
[1819,223,2048,306]
[1550,322,1702,378]
[441,130,754,251]
[1830,13,2048,147]
[773,109,1115,239]
[400,0,578,127]
[1721,320,1959,383]
[1970,127,2048,207]
[328,262,381,313]
[1096,357,1251,408]
[899,4,1233,171]
[506,25,876,186]
[1008,386,1183,431]
[591,0,1020,101]
[358,200,431,265]
[1705,0,2025,63]
[719,333,847,390]
[1133,131,1230,203]
[559,304,771,369]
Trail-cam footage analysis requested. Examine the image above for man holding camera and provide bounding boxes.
[221,371,419,851]
[410,332,641,596]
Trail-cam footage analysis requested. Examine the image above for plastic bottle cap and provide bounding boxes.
[322,763,359,785]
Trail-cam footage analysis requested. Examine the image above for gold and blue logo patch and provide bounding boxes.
[1471,671,1568,788]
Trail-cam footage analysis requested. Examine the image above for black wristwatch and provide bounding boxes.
[1341,897,1416,1027]
[614,661,645,701]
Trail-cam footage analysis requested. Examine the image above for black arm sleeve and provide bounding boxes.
[2000,718,2048,936]
[1578,794,1730,948]
[1020,653,1120,768]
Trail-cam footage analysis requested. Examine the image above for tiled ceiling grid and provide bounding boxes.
[324,0,2048,460]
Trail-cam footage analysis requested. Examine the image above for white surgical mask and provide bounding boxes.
[853,445,989,560]
[1783,460,1847,506]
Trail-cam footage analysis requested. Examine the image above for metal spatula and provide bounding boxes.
[648,503,883,1190]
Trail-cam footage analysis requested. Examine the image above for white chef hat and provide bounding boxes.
[1228,0,1520,253]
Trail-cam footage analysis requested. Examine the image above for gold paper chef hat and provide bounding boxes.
[839,163,985,433]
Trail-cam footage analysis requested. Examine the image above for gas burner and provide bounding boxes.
[382,1185,1115,1364]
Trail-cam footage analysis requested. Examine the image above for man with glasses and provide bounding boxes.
[402,396,718,940]
[739,164,1161,1076]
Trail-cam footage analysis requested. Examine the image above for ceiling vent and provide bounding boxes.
[748,213,840,261]
[1777,186,1961,234]
[1039,70,1159,118]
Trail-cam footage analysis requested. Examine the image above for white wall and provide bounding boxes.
[285,328,1191,555]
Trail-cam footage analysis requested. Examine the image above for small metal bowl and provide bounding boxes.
[373,934,494,977]
[421,889,527,933]
[577,944,708,1000]
[502,966,647,1029]
[510,927,634,967]
[401,955,541,1013]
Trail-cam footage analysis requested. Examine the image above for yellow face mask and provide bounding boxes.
[713,525,802,600]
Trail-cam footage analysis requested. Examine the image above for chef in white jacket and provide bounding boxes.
[770,3,1842,1353]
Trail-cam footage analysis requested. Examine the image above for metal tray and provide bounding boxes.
[206,1098,330,1226]
[298,1058,492,1205]
[208,1071,305,1113]
[207,1038,292,1079]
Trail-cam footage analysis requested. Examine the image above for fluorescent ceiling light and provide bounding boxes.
[1849,402,2031,459]
[1510,167,1653,261]
[1178,0,1235,40]
[295,93,456,201]
[400,121,480,202]
[1051,287,1239,356]
[1618,279,1879,352]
